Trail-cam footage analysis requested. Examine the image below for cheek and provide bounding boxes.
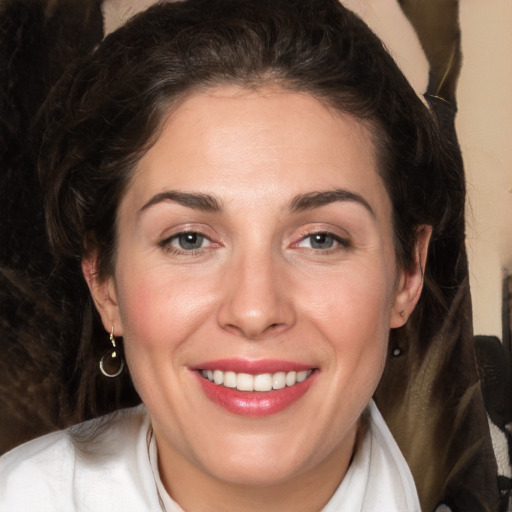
[113,268,219,403]
[114,267,214,353]
[299,262,394,373]
[305,266,394,331]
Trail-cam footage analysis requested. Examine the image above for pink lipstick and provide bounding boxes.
[193,359,317,417]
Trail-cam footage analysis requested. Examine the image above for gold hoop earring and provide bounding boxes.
[99,327,125,378]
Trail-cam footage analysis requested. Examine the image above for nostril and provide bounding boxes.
[264,322,287,335]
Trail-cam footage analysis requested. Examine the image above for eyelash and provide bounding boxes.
[159,229,351,256]
[295,231,351,253]
[159,230,215,255]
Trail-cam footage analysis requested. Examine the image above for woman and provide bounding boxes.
[0,0,468,509]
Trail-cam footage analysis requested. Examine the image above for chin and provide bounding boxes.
[205,453,311,488]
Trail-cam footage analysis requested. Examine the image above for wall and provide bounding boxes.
[457,0,512,337]
[344,0,512,338]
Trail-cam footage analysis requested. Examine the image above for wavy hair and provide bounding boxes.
[36,0,463,434]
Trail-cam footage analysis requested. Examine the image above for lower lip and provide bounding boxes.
[196,372,316,417]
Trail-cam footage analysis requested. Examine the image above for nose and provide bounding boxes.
[217,250,296,340]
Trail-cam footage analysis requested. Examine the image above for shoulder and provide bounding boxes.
[0,426,76,506]
[0,405,157,512]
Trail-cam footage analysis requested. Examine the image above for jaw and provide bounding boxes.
[152,401,359,512]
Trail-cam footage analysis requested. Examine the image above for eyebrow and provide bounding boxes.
[288,189,375,216]
[138,188,374,217]
[139,190,222,214]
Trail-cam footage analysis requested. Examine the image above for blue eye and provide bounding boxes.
[162,232,210,252]
[308,233,335,249]
[174,233,206,250]
[297,232,349,251]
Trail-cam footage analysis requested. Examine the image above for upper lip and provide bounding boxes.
[191,358,315,374]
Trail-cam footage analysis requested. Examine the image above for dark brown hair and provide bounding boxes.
[37,0,464,418]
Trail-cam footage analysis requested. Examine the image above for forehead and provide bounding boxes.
[124,85,390,216]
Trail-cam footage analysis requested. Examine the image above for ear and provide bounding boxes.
[81,251,123,336]
[390,225,432,328]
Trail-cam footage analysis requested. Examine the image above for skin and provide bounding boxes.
[84,86,429,512]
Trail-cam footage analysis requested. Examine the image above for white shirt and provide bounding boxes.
[0,401,420,511]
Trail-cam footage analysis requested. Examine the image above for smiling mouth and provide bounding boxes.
[200,369,313,392]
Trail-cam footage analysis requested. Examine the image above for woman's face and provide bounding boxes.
[87,86,424,499]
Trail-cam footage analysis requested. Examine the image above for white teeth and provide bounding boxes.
[201,369,313,392]
[237,373,254,391]
[272,372,286,390]
[297,370,309,383]
[223,371,237,388]
[253,373,273,392]
[213,370,224,385]
[286,371,297,386]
